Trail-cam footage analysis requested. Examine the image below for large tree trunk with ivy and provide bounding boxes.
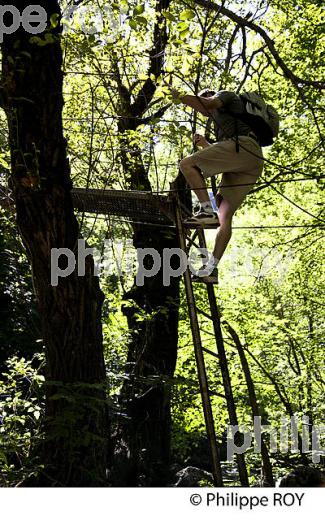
[1,0,109,486]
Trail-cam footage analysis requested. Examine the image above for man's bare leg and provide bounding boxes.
[212,198,234,262]
[179,157,210,203]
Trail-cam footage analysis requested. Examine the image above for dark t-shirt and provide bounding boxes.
[210,90,252,140]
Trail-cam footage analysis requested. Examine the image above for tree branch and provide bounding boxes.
[130,0,172,116]
[193,0,325,90]
[140,103,172,125]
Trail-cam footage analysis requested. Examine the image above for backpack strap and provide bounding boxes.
[221,105,243,153]
[235,118,240,153]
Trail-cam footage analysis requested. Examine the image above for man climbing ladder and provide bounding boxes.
[171,87,277,283]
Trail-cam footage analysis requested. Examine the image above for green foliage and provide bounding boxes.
[180,10,196,21]
[0,356,45,486]
[0,209,40,366]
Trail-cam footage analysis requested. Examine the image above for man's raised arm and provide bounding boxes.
[171,89,223,116]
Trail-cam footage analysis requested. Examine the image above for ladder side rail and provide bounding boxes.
[174,197,223,487]
[198,229,249,487]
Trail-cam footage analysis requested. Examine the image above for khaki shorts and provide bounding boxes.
[191,136,264,211]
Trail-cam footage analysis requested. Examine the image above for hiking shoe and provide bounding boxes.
[184,209,219,226]
[191,266,219,284]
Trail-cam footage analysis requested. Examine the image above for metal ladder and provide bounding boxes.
[173,193,249,487]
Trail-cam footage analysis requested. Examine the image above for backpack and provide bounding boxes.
[238,92,280,147]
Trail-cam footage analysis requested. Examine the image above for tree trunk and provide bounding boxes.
[108,0,185,483]
[1,0,109,486]
[116,227,180,485]
[244,344,308,463]
[112,168,188,486]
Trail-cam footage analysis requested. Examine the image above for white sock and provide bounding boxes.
[206,256,220,270]
[200,201,213,213]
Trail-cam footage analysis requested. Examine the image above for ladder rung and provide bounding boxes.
[183,222,220,229]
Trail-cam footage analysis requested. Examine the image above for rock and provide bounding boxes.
[173,466,214,487]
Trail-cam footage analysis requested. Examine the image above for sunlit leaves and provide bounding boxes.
[180,9,196,21]
[0,356,45,484]
[162,10,177,22]
[50,13,59,28]
[138,73,149,80]
[0,154,9,169]
[177,21,190,39]
[134,4,145,16]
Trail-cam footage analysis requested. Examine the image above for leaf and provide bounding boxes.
[181,61,191,75]
[155,88,167,99]
[19,51,32,59]
[120,3,129,15]
[134,4,145,15]
[0,451,7,464]
[29,33,55,47]
[180,9,195,21]
[177,22,189,31]
[163,11,177,22]
[136,16,148,26]
[50,13,59,28]
[129,19,138,30]
[180,29,190,40]
[0,156,9,169]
